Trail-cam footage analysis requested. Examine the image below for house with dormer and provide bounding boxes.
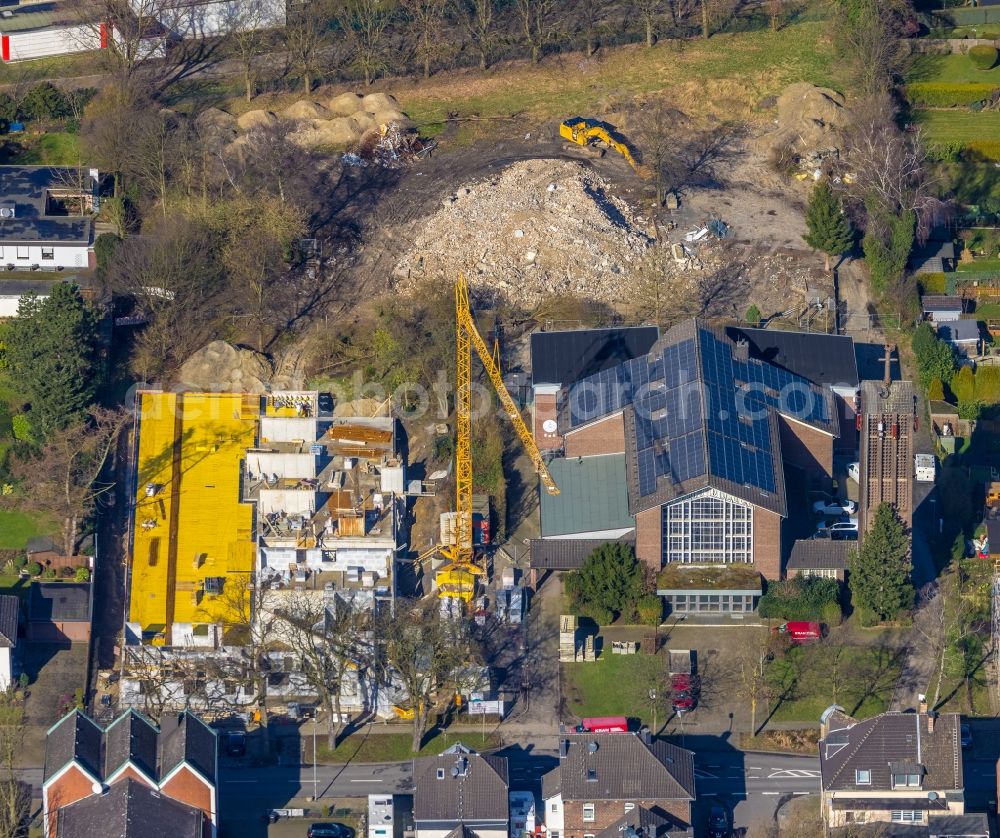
[818,706,975,832]
[413,744,509,838]
[42,708,217,838]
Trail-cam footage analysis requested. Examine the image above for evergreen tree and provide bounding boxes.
[849,503,913,622]
[2,284,99,437]
[912,322,956,389]
[804,181,854,270]
[951,365,976,406]
[565,542,649,624]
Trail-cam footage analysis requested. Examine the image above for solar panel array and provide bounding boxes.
[561,326,832,502]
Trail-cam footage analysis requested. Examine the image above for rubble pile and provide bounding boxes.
[177,341,273,393]
[752,82,847,157]
[393,159,653,306]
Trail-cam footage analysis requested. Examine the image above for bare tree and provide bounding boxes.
[226,0,276,102]
[0,692,29,838]
[3,408,127,556]
[574,0,605,56]
[767,0,782,30]
[515,0,560,64]
[832,0,909,96]
[78,0,178,87]
[457,0,495,70]
[736,640,770,735]
[380,601,472,752]
[221,575,281,725]
[131,109,181,221]
[403,0,449,78]
[285,0,334,94]
[633,0,663,47]
[338,0,393,85]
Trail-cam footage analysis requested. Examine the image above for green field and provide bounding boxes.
[16,133,82,166]
[913,110,1000,154]
[563,652,666,725]
[907,54,1000,85]
[313,729,501,764]
[0,510,47,551]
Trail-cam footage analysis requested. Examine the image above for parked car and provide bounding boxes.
[812,498,858,516]
[226,732,246,758]
[708,804,730,838]
[773,621,823,643]
[847,462,860,483]
[308,825,353,838]
[816,519,858,535]
[961,723,973,749]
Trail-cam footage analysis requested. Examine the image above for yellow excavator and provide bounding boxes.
[560,118,651,178]
[422,275,560,605]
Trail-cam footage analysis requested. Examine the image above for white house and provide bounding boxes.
[0,595,18,690]
[0,166,98,271]
[0,3,105,63]
[132,0,286,40]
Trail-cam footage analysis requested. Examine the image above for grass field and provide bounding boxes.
[913,110,1000,155]
[907,54,1000,85]
[958,258,1000,273]
[313,729,502,763]
[16,133,82,166]
[563,652,665,724]
[0,510,48,551]
[766,644,903,723]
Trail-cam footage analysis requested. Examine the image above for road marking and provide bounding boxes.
[793,792,812,795]
[749,767,763,770]
[762,792,779,796]
[351,779,382,783]
[225,780,256,784]
[768,769,820,779]
[694,770,719,780]
[701,792,718,796]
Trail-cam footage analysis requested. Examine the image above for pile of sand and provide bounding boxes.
[177,341,273,393]
[393,158,653,307]
[753,82,847,156]
[284,91,414,149]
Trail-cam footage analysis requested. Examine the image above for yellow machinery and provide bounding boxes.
[433,275,560,603]
[559,118,650,178]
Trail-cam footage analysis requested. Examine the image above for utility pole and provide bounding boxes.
[313,721,318,801]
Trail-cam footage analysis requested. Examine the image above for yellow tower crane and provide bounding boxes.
[433,275,560,603]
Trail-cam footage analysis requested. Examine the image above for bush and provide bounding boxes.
[20,82,70,121]
[820,599,843,627]
[928,377,945,400]
[905,82,998,107]
[25,561,42,577]
[758,576,841,621]
[745,304,762,326]
[969,44,999,70]
[919,272,948,294]
[579,603,613,626]
[94,233,121,275]
[13,555,26,571]
[636,594,663,626]
[74,567,90,582]
[59,565,74,578]
[11,414,34,443]
[42,568,56,579]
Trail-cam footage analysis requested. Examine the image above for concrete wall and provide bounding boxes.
[563,413,625,458]
[752,507,782,580]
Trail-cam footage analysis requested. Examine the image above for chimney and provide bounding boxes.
[559,739,568,759]
[927,712,936,734]
[733,339,749,362]
[882,343,896,388]
[640,727,651,746]
[918,694,927,715]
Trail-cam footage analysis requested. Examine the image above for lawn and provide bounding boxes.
[906,54,1000,86]
[312,729,502,764]
[563,652,666,724]
[0,510,48,551]
[912,110,1000,159]
[959,258,1000,273]
[766,643,904,723]
[15,133,82,166]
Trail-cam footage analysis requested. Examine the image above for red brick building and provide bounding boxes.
[42,709,218,838]
[541,733,695,838]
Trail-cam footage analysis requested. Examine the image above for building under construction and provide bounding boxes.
[858,377,915,537]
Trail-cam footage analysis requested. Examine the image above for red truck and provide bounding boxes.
[669,650,696,713]
[576,716,629,733]
[775,621,823,643]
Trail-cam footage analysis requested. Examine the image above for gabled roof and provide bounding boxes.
[0,595,18,648]
[787,539,851,571]
[531,327,660,388]
[55,777,203,838]
[542,734,695,803]
[413,745,509,824]
[104,710,158,781]
[158,712,217,785]
[44,710,103,782]
[596,806,672,838]
[724,326,859,389]
[938,320,981,344]
[819,711,962,793]
[921,296,964,313]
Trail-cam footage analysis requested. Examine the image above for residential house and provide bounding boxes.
[0,595,17,690]
[922,296,964,323]
[413,744,509,838]
[910,235,956,275]
[542,733,695,838]
[132,0,286,39]
[937,320,982,359]
[786,539,851,582]
[818,706,965,831]
[27,582,91,642]
[43,708,217,838]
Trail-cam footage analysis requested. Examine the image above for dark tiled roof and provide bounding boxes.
[413,745,509,824]
[44,711,103,781]
[28,583,90,622]
[829,796,949,811]
[927,813,990,837]
[0,167,95,245]
[725,327,859,389]
[529,535,635,570]
[25,536,59,555]
[596,806,672,838]
[921,296,964,312]
[104,710,158,781]
[787,539,851,571]
[820,711,962,793]
[0,595,18,648]
[938,321,981,343]
[542,734,695,802]
[56,777,203,838]
[531,327,660,387]
[158,712,217,784]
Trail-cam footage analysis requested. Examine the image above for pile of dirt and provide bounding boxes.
[752,82,847,156]
[392,159,654,306]
[176,341,273,393]
[279,90,415,150]
[236,109,278,131]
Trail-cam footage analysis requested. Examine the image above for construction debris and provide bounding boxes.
[176,341,272,393]
[752,82,847,159]
[393,158,653,306]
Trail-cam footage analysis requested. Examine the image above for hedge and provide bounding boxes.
[919,272,948,294]
[758,576,842,623]
[969,44,999,70]
[967,139,1000,160]
[905,82,997,107]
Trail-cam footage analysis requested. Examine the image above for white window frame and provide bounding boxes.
[855,769,871,785]
[624,803,635,813]
[663,491,753,564]
[582,804,595,823]
[40,246,54,260]
[891,811,923,823]
[15,246,28,260]
[551,803,558,813]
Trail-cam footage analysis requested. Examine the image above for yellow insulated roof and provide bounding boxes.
[130,392,259,642]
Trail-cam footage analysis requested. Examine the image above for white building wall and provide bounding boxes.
[259,416,318,444]
[0,648,10,691]
[0,243,89,269]
[248,451,316,479]
[544,794,564,834]
[258,488,315,516]
[139,0,286,39]
[3,25,102,62]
